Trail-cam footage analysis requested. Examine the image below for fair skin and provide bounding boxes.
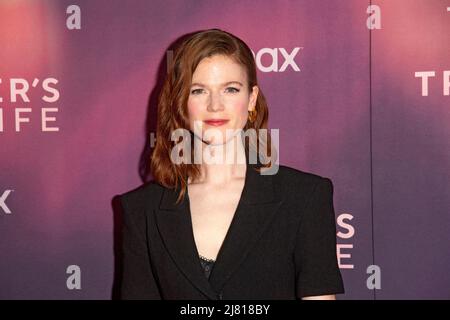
[186,54,335,300]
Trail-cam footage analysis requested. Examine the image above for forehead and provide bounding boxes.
[192,55,247,82]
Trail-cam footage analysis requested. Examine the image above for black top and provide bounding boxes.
[199,255,215,280]
[120,163,345,300]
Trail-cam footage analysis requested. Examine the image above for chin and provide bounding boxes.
[205,135,235,146]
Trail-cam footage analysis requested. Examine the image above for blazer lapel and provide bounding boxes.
[154,185,218,299]
[208,164,283,294]
[154,163,283,299]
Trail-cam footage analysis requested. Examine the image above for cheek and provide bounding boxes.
[231,100,249,112]
[187,100,205,132]
[187,99,203,119]
[230,100,249,123]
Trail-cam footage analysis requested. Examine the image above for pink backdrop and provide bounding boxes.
[0,0,449,299]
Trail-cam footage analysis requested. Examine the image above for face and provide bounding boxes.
[187,54,258,145]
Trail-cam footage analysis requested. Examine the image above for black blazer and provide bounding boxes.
[119,163,344,300]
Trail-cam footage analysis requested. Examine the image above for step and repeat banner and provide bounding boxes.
[0,0,449,299]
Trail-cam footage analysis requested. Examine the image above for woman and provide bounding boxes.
[120,29,344,300]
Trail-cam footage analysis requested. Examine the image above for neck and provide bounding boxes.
[190,131,247,185]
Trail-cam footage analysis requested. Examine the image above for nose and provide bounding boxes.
[206,90,224,112]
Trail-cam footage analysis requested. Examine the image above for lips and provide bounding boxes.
[203,119,229,126]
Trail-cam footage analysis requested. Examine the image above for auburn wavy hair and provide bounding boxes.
[151,28,276,204]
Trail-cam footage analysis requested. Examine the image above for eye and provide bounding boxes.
[190,88,204,95]
[225,87,240,93]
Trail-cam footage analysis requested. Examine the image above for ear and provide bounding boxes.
[248,85,259,111]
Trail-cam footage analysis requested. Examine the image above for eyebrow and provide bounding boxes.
[190,81,244,88]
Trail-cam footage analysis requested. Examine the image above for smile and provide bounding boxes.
[203,119,229,126]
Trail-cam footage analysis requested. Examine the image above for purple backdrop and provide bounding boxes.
[0,0,449,299]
